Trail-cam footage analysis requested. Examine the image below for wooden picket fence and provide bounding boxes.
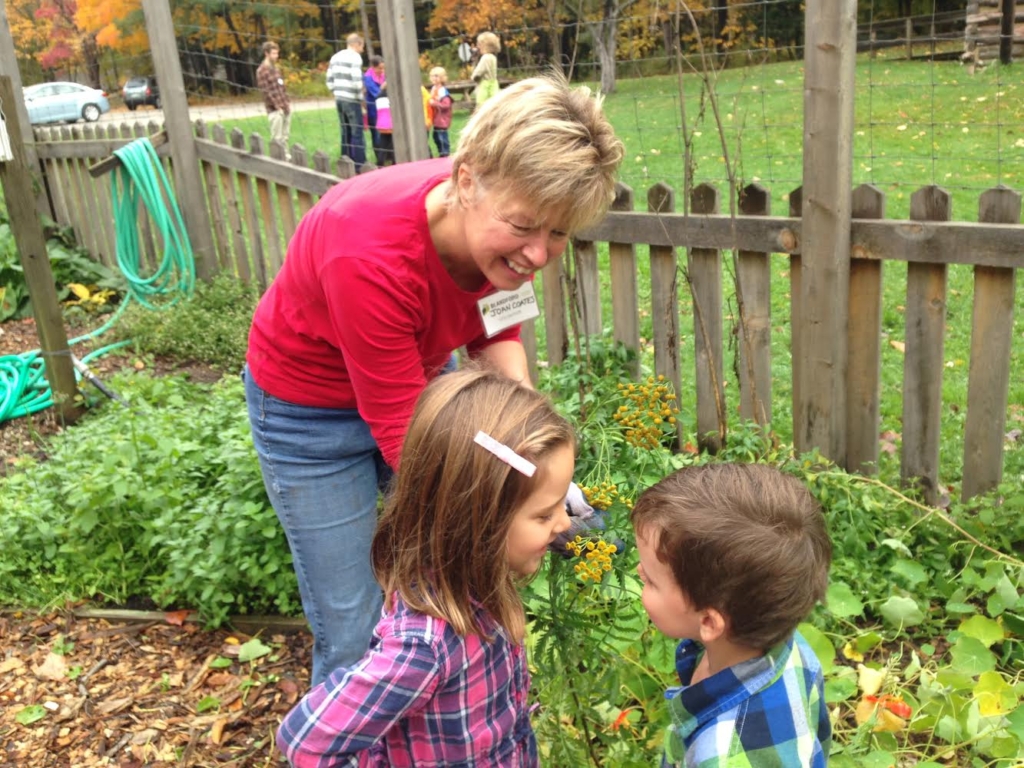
[29,121,1024,505]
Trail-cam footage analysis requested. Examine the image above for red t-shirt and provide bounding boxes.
[247,158,520,468]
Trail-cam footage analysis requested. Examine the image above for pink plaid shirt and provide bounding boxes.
[277,596,538,767]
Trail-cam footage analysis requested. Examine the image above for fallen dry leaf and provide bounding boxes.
[889,340,905,354]
[33,651,68,681]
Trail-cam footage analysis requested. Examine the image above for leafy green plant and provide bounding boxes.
[525,339,1024,766]
[0,371,298,625]
[0,216,124,322]
[114,274,259,371]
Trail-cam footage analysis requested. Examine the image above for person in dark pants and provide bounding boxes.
[244,75,624,688]
[326,33,366,167]
[363,56,386,166]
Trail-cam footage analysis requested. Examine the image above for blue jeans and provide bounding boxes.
[433,128,450,157]
[244,367,387,686]
[336,99,366,166]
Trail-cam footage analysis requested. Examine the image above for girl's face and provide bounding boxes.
[430,72,443,85]
[455,168,570,291]
[506,443,574,577]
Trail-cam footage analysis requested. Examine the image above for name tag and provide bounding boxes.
[477,282,539,338]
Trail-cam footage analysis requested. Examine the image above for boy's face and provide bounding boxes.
[635,528,705,640]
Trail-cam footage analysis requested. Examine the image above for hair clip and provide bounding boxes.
[473,431,536,477]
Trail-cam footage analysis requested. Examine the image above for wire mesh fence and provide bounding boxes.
[10,0,1021,220]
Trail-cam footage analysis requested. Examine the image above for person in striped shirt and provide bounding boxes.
[631,463,833,768]
[326,33,367,167]
[277,367,575,767]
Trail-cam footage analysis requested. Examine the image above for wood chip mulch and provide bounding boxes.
[0,610,311,767]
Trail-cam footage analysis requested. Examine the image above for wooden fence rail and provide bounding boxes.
[29,121,1024,504]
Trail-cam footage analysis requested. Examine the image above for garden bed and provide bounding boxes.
[0,608,308,766]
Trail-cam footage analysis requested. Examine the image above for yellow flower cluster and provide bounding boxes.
[579,481,619,510]
[565,536,617,582]
[613,375,680,449]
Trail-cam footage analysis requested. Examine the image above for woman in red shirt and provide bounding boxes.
[244,74,623,687]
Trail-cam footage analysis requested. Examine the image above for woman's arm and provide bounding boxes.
[474,339,532,388]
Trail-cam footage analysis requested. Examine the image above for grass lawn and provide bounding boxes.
[211,55,1024,493]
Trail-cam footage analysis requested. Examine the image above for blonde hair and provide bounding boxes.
[430,66,448,83]
[476,31,501,55]
[371,367,575,643]
[449,73,624,234]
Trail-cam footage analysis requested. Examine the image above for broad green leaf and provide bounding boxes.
[825,581,863,618]
[986,591,1009,617]
[879,538,911,557]
[935,666,977,692]
[824,672,857,704]
[209,657,233,669]
[16,705,47,725]
[858,750,896,768]
[949,636,996,676]
[934,714,962,744]
[879,595,924,627]
[238,637,272,663]
[995,574,1020,609]
[1005,701,1024,743]
[958,615,1004,648]
[1002,612,1024,637]
[889,559,928,587]
[196,695,220,713]
[974,671,1017,716]
[854,631,883,653]
[985,733,1020,759]
[797,622,834,674]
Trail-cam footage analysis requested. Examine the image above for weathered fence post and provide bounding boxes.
[0,76,81,423]
[799,0,856,463]
[140,0,217,282]
[846,184,886,475]
[736,183,771,427]
[648,182,682,444]
[901,185,951,506]
[541,258,567,366]
[962,186,1021,499]
[609,183,639,377]
[377,0,430,164]
[689,183,724,452]
[573,237,602,337]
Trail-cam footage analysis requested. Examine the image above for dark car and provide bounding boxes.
[122,76,160,110]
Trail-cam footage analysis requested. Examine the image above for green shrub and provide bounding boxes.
[115,274,259,372]
[0,371,298,625]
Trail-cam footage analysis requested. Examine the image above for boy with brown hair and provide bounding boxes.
[630,463,832,767]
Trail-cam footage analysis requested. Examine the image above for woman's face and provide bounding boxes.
[456,169,570,291]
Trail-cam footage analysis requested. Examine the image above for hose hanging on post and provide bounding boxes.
[0,136,196,423]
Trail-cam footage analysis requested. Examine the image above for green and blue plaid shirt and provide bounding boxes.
[663,632,830,767]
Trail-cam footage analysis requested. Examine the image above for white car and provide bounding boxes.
[24,81,111,125]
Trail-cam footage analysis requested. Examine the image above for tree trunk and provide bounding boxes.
[546,0,564,72]
[81,34,100,87]
[587,0,619,94]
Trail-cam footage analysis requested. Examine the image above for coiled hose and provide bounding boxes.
[0,137,195,423]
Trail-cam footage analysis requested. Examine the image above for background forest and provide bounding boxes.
[10,0,970,100]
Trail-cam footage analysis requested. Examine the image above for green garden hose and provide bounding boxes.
[0,136,195,423]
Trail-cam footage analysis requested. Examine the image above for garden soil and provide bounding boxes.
[1,316,312,766]
[0,610,308,766]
